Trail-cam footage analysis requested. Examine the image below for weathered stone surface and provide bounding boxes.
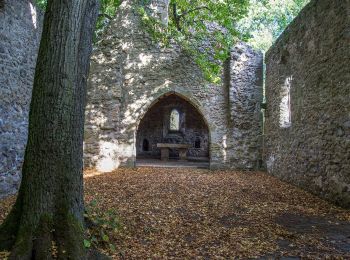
[148,0,170,25]
[228,43,264,170]
[0,0,43,197]
[84,0,264,171]
[264,0,350,208]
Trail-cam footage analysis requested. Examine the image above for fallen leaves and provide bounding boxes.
[1,168,350,259]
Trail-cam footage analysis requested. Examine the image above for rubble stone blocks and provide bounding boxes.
[0,0,43,198]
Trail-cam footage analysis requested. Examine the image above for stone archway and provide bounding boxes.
[136,93,210,162]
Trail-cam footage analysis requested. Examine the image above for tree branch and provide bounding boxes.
[98,13,113,20]
[179,6,210,18]
[173,3,181,31]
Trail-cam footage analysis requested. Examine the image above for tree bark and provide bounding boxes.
[0,0,99,259]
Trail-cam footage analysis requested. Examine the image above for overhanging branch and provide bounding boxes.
[179,6,210,18]
[98,13,113,20]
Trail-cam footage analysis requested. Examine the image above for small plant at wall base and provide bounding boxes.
[84,200,122,255]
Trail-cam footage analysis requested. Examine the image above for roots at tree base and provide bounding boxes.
[0,194,86,259]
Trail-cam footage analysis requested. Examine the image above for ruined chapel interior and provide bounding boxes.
[0,0,349,210]
[0,0,350,258]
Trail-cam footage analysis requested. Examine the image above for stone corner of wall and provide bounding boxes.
[231,41,262,57]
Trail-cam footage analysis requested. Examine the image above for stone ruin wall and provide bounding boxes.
[228,43,264,169]
[264,0,350,208]
[0,0,43,197]
[0,0,263,196]
[0,0,348,210]
[84,0,264,172]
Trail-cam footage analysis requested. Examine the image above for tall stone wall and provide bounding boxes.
[84,0,263,171]
[264,0,350,208]
[228,43,264,170]
[0,0,43,197]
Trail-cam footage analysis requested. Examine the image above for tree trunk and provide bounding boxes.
[0,0,99,259]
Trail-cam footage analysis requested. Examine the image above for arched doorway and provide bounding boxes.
[136,93,210,162]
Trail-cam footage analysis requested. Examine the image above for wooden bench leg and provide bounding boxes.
[160,148,169,161]
[179,148,187,161]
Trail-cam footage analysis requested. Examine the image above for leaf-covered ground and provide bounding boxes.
[1,168,350,259]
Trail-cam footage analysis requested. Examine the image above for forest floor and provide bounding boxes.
[1,168,350,259]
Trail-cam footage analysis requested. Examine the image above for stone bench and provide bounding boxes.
[157,143,191,161]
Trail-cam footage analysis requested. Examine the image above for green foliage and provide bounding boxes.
[138,0,310,81]
[35,0,309,80]
[95,0,121,38]
[35,0,47,9]
[238,0,310,51]
[138,0,250,83]
[84,200,121,254]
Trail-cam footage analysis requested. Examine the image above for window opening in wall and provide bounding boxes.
[142,139,149,151]
[280,76,292,128]
[195,138,201,148]
[169,109,180,131]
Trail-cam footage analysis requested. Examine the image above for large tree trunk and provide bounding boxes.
[0,0,99,259]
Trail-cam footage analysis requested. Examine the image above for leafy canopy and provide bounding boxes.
[238,0,310,51]
[166,0,250,82]
[35,0,309,82]
[139,0,310,82]
[138,0,250,83]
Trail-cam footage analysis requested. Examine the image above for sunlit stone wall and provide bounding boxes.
[84,0,264,171]
[0,0,263,197]
[0,0,43,197]
[228,43,264,169]
[148,0,170,25]
[264,0,350,208]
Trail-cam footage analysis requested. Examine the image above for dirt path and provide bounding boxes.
[1,168,350,259]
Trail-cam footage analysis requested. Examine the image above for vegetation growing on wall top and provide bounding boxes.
[35,0,310,82]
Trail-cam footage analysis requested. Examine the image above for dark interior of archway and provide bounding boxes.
[136,94,209,160]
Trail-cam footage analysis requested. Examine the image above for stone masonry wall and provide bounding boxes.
[264,0,350,208]
[228,43,264,170]
[0,0,43,197]
[0,0,263,197]
[84,0,263,171]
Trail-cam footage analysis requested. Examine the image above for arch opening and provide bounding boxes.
[136,93,210,162]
